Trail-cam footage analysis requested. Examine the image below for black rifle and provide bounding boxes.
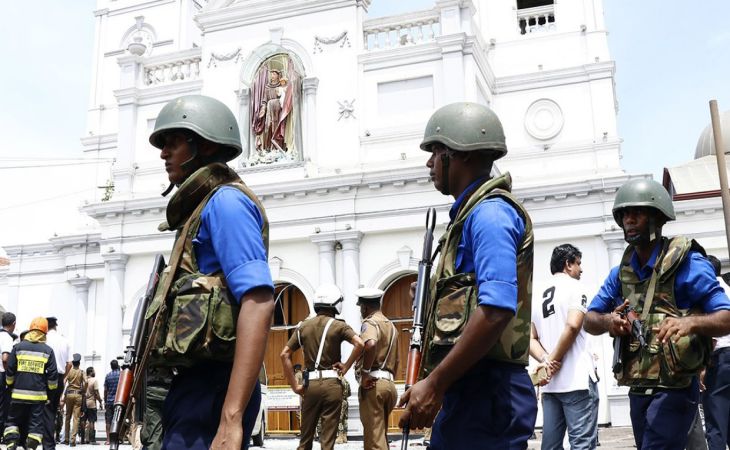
[612,305,646,375]
[109,254,165,450]
[401,207,437,450]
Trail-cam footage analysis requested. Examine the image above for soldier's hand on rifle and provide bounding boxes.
[654,316,695,344]
[608,300,631,337]
[397,377,443,430]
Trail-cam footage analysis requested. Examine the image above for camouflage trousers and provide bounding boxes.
[316,378,350,443]
[140,368,172,450]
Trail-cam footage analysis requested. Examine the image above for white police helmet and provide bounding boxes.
[355,287,385,306]
[314,284,344,315]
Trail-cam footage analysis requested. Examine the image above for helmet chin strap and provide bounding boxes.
[440,152,451,196]
[161,136,200,197]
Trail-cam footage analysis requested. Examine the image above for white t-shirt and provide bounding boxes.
[532,272,595,393]
[714,276,730,350]
[0,330,15,373]
[46,329,71,375]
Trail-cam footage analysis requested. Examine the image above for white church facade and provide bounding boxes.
[5,0,710,434]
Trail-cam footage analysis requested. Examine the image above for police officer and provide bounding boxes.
[62,353,84,446]
[398,103,537,448]
[280,284,364,450]
[145,95,275,450]
[584,178,730,450]
[355,287,398,450]
[3,317,59,450]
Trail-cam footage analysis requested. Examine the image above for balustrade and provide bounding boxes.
[142,49,202,86]
[363,10,441,51]
[517,5,556,35]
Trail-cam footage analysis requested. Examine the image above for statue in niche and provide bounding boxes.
[249,54,302,165]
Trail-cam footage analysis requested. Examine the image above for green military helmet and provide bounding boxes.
[420,102,507,159]
[612,178,676,226]
[149,95,242,161]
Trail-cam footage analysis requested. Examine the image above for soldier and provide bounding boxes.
[398,103,537,448]
[280,284,364,450]
[3,317,59,450]
[584,179,730,449]
[355,287,398,450]
[145,95,275,450]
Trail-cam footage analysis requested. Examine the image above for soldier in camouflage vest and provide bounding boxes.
[146,95,275,450]
[398,102,537,449]
[585,178,730,450]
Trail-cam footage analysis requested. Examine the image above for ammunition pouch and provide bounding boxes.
[422,273,476,375]
[146,271,239,368]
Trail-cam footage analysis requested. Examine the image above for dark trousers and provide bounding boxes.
[430,362,537,450]
[0,373,11,431]
[629,381,699,450]
[42,387,62,449]
[704,349,730,450]
[4,401,45,449]
[161,362,260,450]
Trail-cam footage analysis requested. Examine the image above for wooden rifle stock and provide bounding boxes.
[401,208,436,450]
[109,254,166,450]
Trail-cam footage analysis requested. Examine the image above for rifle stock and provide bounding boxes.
[109,254,166,450]
[401,208,436,450]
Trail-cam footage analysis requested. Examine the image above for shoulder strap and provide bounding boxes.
[314,318,336,370]
[380,322,398,370]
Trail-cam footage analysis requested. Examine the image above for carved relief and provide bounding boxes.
[313,31,351,53]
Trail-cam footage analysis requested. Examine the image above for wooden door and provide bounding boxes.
[265,283,309,434]
[381,274,417,433]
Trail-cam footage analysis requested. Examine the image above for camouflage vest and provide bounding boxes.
[616,236,712,389]
[421,173,533,376]
[145,163,269,367]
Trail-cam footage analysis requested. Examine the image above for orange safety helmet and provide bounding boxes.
[29,317,48,334]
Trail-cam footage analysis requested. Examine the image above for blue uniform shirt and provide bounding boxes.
[589,241,730,313]
[193,186,274,303]
[451,178,526,315]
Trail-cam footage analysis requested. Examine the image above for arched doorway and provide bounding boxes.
[265,282,310,434]
[381,273,417,432]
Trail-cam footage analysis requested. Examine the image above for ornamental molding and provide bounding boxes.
[313,31,351,53]
[524,98,564,141]
[494,61,616,94]
[207,47,243,68]
[337,99,356,120]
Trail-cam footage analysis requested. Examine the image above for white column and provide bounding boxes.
[237,87,251,161]
[69,277,92,359]
[114,55,143,195]
[302,77,319,164]
[311,232,336,286]
[103,254,128,363]
[603,231,626,267]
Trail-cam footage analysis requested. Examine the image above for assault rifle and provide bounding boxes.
[401,207,437,450]
[612,304,646,374]
[109,254,166,450]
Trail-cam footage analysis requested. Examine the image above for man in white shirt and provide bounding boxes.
[532,244,598,450]
[703,255,730,450]
[0,312,17,433]
[44,316,71,449]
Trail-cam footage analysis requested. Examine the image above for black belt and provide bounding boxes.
[66,390,81,395]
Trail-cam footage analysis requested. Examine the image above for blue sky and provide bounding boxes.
[2,0,729,181]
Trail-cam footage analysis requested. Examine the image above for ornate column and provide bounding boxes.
[310,232,336,286]
[236,87,251,160]
[103,254,128,363]
[114,55,143,195]
[603,230,626,267]
[302,77,319,164]
[68,276,92,359]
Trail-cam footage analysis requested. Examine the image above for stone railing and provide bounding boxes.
[143,48,202,86]
[363,9,441,50]
[517,4,556,35]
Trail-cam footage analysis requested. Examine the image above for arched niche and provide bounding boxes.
[237,41,318,168]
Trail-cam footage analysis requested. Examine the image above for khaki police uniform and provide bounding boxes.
[357,310,398,450]
[63,365,85,446]
[286,314,355,450]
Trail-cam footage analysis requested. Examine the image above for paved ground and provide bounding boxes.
[27,424,637,449]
